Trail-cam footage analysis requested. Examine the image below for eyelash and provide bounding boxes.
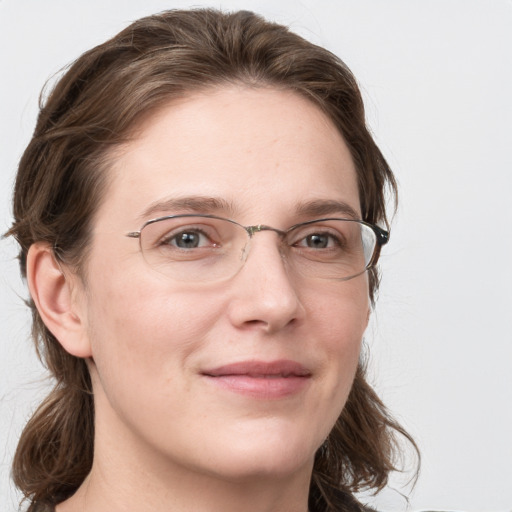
[159,227,217,248]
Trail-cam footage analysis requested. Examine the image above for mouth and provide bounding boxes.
[201,360,312,399]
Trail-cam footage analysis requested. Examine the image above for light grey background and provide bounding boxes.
[1,1,511,511]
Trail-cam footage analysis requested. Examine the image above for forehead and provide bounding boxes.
[98,86,360,229]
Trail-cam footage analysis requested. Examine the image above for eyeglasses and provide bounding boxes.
[126,214,389,283]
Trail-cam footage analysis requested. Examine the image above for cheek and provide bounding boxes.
[280,280,368,451]
[308,280,369,391]
[307,276,369,347]
[82,261,223,403]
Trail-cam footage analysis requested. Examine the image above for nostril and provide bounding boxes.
[240,316,298,333]
[245,319,268,327]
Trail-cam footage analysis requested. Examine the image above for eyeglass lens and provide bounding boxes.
[138,216,378,282]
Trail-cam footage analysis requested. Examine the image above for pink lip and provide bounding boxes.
[201,360,312,399]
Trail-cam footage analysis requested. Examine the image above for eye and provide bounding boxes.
[294,231,343,250]
[168,231,205,248]
[160,228,217,250]
[301,233,335,249]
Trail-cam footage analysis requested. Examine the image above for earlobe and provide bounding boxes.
[26,243,92,358]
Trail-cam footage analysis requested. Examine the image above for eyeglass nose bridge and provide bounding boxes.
[245,224,286,238]
[239,224,288,264]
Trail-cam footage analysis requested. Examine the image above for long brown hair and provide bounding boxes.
[8,9,418,511]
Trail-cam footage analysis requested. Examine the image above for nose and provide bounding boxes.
[226,232,305,333]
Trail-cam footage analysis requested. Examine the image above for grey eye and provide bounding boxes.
[305,234,330,248]
[164,230,209,249]
[296,232,341,249]
[175,232,201,248]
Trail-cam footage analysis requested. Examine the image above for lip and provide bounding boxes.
[201,360,312,399]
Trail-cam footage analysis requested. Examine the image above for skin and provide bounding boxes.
[29,86,370,512]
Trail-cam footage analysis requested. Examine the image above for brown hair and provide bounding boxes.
[8,8,417,512]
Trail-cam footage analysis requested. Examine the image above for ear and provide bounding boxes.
[26,242,92,358]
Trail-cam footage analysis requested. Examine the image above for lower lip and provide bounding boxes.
[203,375,310,399]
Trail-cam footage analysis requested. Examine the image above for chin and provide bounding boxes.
[198,422,322,481]
[210,451,315,483]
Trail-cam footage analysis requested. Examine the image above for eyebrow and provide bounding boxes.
[139,196,238,222]
[139,196,360,222]
[294,199,360,220]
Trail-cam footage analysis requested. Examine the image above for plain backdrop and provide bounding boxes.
[1,1,511,511]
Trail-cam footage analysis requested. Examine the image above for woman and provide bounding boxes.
[8,8,417,512]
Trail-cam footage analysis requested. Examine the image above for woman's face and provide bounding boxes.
[74,86,369,481]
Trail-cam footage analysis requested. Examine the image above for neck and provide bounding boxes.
[56,385,312,512]
[57,453,312,512]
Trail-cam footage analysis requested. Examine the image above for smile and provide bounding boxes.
[201,360,312,399]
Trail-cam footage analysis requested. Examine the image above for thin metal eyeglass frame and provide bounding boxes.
[126,214,389,280]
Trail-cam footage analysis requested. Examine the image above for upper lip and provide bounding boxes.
[202,360,311,378]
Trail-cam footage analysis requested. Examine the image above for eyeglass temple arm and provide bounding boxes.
[374,225,389,246]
